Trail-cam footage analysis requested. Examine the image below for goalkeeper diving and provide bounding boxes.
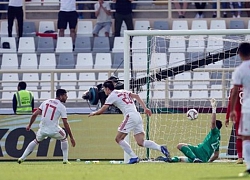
[160,98,222,163]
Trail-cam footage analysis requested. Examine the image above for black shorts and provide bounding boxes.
[57,11,78,30]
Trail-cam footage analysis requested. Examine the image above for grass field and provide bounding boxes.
[1,161,248,180]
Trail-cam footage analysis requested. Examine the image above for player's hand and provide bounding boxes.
[70,138,76,147]
[88,112,96,117]
[230,111,237,124]
[26,125,31,131]
[210,98,217,109]
[144,108,152,116]
[225,119,229,127]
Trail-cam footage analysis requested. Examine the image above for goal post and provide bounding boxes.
[122,29,250,162]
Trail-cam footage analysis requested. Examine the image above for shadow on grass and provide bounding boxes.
[199,176,246,179]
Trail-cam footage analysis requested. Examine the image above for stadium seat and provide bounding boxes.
[37,37,54,53]
[173,72,191,86]
[23,21,36,37]
[150,53,168,69]
[38,21,55,33]
[152,36,168,53]
[229,20,244,29]
[59,73,77,87]
[60,86,77,101]
[39,53,56,69]
[112,37,124,53]
[22,73,39,87]
[120,22,127,36]
[172,20,188,30]
[190,85,208,100]
[191,20,208,30]
[1,87,15,103]
[26,86,39,100]
[94,53,112,69]
[20,53,38,69]
[152,81,166,99]
[134,20,150,30]
[205,60,223,69]
[153,21,169,30]
[132,36,147,53]
[56,37,73,53]
[76,53,93,69]
[2,73,19,87]
[132,53,147,70]
[57,53,75,69]
[0,37,17,53]
[77,21,93,37]
[210,20,226,29]
[168,36,186,52]
[97,72,109,82]
[206,36,224,53]
[18,37,35,53]
[168,53,185,68]
[74,37,92,53]
[223,55,241,68]
[138,85,149,100]
[40,86,53,100]
[92,37,110,53]
[187,35,205,52]
[192,72,210,85]
[112,52,124,69]
[1,53,18,69]
[43,0,60,6]
[40,73,58,87]
[0,21,17,37]
[171,84,190,99]
[78,72,96,90]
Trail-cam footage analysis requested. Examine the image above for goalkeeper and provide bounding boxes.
[162,98,222,163]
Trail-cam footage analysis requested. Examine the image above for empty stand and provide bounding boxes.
[138,85,149,100]
[23,21,36,37]
[97,72,109,82]
[59,73,77,87]
[191,85,208,99]
[153,21,169,30]
[132,53,147,70]
[150,53,168,69]
[22,73,39,87]
[40,73,58,87]
[187,35,205,52]
[77,21,93,37]
[172,20,188,30]
[210,84,223,99]
[174,72,191,86]
[205,60,223,69]
[191,20,208,30]
[192,72,210,85]
[0,21,17,37]
[1,53,18,69]
[2,73,19,87]
[57,53,75,69]
[112,37,124,53]
[78,72,96,90]
[112,52,124,69]
[40,86,53,100]
[210,20,226,29]
[76,53,93,69]
[152,36,168,53]
[39,21,55,33]
[94,53,112,69]
[39,53,56,69]
[132,36,147,53]
[0,37,17,53]
[18,37,35,53]
[1,87,15,103]
[20,53,38,69]
[56,37,73,53]
[92,37,110,53]
[152,81,166,99]
[74,37,92,53]
[168,36,186,52]
[168,53,185,68]
[171,84,190,99]
[206,36,224,53]
[37,37,54,53]
[134,21,150,30]
[229,20,244,29]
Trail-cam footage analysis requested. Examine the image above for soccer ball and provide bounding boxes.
[187,109,198,120]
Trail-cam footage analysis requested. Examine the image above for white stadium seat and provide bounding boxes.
[94,53,112,69]
[56,37,73,53]
[39,21,55,33]
[172,20,188,30]
[191,85,208,100]
[0,21,17,37]
[39,53,56,69]
[77,21,93,37]
[76,53,93,69]
[20,53,38,69]
[0,37,17,53]
[18,37,35,53]
[1,53,18,69]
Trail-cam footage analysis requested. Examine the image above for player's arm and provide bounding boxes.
[130,93,152,116]
[230,85,241,123]
[12,94,17,114]
[208,151,219,162]
[62,118,76,147]
[88,104,110,117]
[210,98,217,129]
[225,89,231,127]
[26,108,42,131]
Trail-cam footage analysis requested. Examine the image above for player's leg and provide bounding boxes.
[57,11,67,37]
[68,11,78,44]
[177,143,202,163]
[235,118,243,164]
[18,129,45,164]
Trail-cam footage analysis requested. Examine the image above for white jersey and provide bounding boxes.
[38,99,67,131]
[105,90,137,116]
[60,0,76,11]
[233,60,250,113]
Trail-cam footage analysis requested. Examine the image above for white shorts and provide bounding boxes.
[238,113,250,136]
[36,127,66,142]
[118,112,144,135]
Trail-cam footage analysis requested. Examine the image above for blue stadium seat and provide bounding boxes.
[37,37,54,53]
[229,20,244,29]
[92,37,110,53]
[23,21,36,37]
[74,37,92,53]
[57,53,75,69]
[153,21,169,30]
[112,52,124,69]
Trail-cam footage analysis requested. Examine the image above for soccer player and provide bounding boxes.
[225,86,243,164]
[18,89,76,164]
[167,98,222,163]
[230,42,250,177]
[88,80,171,164]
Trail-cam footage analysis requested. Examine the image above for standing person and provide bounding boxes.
[165,99,222,163]
[7,0,23,38]
[194,1,206,18]
[230,42,250,177]
[225,86,243,164]
[113,0,133,37]
[13,81,34,115]
[93,0,112,37]
[173,0,188,18]
[88,80,171,164]
[58,0,78,44]
[18,89,76,164]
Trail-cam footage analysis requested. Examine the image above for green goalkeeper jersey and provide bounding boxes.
[198,127,220,158]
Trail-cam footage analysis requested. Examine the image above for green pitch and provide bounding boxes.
[1,161,248,180]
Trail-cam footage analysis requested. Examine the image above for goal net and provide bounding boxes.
[121,29,250,162]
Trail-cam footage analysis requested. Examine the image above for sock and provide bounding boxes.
[171,156,180,162]
[119,140,137,158]
[236,138,243,159]
[61,139,69,162]
[180,146,197,161]
[243,140,250,170]
[143,140,161,151]
[20,139,38,160]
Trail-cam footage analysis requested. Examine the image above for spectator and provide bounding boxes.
[113,0,134,37]
[58,0,78,44]
[229,2,242,18]
[13,81,34,115]
[76,0,85,19]
[7,0,23,38]
[93,0,112,37]
[173,0,188,18]
[245,2,250,17]
[194,1,206,18]
[0,0,8,19]
[212,2,228,18]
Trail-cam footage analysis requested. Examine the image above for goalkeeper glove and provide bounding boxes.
[210,98,217,113]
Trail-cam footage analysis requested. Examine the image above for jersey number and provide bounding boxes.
[118,93,133,104]
[44,103,56,120]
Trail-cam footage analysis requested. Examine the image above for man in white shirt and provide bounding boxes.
[18,89,76,164]
[58,0,78,44]
[230,42,250,177]
[93,0,112,37]
[8,0,23,37]
[89,80,171,164]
